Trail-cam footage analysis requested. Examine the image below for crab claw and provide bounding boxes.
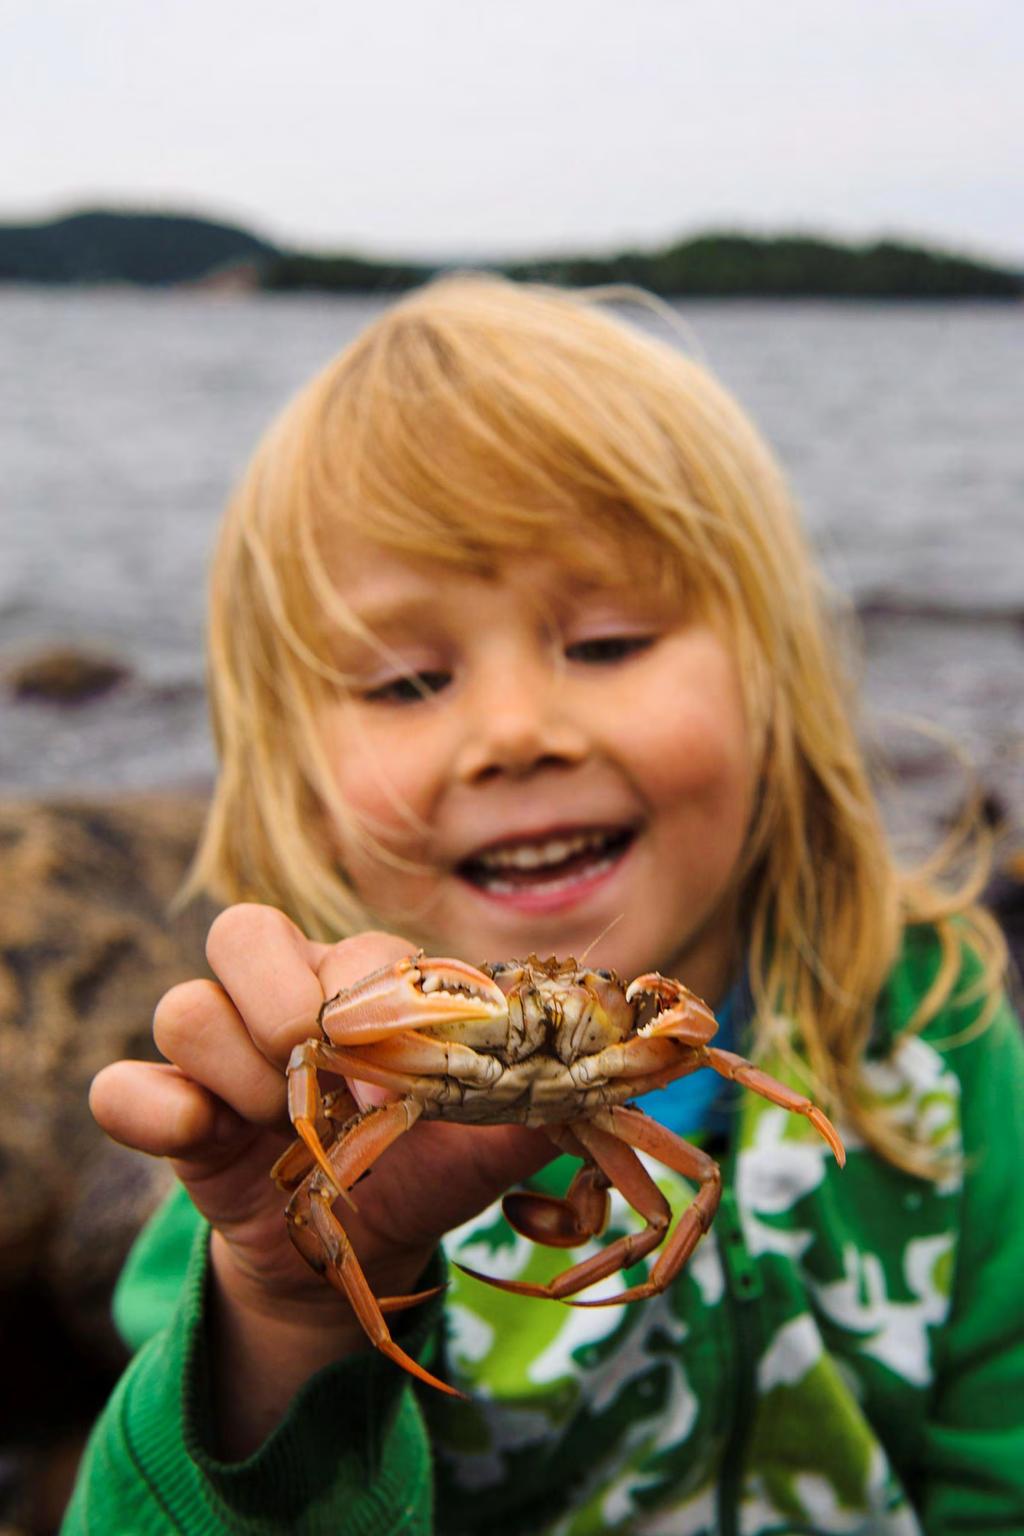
[626,973,719,1045]
[319,953,509,1047]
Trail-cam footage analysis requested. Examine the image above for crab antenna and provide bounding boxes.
[578,913,625,965]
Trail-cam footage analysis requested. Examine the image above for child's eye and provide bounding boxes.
[363,670,451,704]
[565,635,654,665]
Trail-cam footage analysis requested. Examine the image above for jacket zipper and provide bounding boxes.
[715,1183,763,1536]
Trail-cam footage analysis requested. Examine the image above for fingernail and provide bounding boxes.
[351,1079,394,1111]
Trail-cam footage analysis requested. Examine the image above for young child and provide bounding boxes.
[67,277,1023,1535]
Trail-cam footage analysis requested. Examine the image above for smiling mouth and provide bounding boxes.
[456,826,637,895]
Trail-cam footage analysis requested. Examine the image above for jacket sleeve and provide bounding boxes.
[918,995,1024,1533]
[62,1193,441,1536]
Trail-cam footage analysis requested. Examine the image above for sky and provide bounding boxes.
[5,0,1022,264]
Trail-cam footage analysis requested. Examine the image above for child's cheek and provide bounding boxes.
[636,697,752,807]
[320,709,424,846]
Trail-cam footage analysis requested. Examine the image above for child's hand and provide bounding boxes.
[89,904,552,1452]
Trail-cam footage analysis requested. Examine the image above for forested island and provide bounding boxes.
[1,208,1020,298]
[0,210,276,285]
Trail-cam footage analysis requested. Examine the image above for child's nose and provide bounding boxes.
[454,667,588,783]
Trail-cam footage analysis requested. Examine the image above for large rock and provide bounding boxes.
[0,795,216,1532]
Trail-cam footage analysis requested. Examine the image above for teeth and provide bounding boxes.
[474,830,613,872]
[482,852,621,895]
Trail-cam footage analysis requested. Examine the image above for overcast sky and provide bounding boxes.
[5,0,1022,263]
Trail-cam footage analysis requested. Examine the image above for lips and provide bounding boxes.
[456,825,636,894]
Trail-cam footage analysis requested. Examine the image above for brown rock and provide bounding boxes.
[0,796,215,1295]
[3,647,132,704]
[0,795,219,1526]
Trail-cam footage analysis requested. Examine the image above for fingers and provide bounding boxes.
[109,907,423,1163]
[154,977,287,1127]
[205,904,415,1067]
[90,1060,240,1160]
[205,904,329,1064]
[313,931,418,1003]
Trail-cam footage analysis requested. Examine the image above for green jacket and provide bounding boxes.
[63,929,1024,1534]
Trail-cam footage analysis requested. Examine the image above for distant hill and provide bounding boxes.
[504,232,1024,300]
[0,209,278,284]
[0,208,1020,298]
[261,250,433,293]
[263,231,1024,299]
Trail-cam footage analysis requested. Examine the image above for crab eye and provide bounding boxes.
[593,968,613,980]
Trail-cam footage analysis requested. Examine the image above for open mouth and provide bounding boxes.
[456,825,637,896]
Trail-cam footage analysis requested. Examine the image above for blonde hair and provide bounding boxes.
[186,274,1005,1177]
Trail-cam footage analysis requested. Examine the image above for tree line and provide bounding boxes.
[2,210,1019,298]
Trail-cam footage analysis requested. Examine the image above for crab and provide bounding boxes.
[271,953,845,1395]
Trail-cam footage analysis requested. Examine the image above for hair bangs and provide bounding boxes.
[281,282,761,648]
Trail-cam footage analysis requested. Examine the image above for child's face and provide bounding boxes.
[320,532,756,1002]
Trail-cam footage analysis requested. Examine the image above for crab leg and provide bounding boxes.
[610,974,845,1167]
[286,1097,422,1256]
[571,1036,700,1087]
[271,1084,361,1191]
[702,1047,846,1166]
[457,1117,672,1301]
[342,1031,505,1086]
[575,1047,844,1168]
[284,1036,470,1192]
[566,1106,723,1307]
[285,1097,462,1398]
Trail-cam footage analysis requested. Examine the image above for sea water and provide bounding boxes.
[1,288,1021,841]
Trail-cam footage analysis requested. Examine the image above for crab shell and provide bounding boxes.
[311,952,719,1127]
